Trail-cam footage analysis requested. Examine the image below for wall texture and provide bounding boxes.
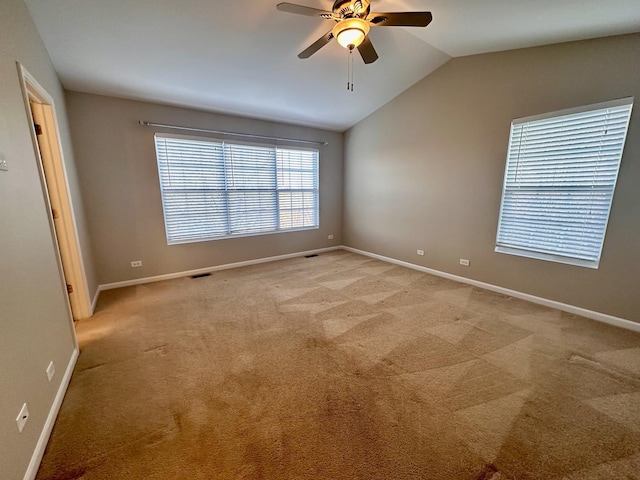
[344,33,640,323]
[0,0,94,477]
[65,92,344,286]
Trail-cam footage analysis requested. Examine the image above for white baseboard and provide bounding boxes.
[92,244,638,333]
[97,246,342,293]
[342,246,640,333]
[24,348,79,480]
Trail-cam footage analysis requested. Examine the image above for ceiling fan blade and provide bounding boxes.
[357,36,378,64]
[368,11,433,27]
[277,2,334,19]
[298,31,334,59]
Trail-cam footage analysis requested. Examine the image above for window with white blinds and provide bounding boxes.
[496,98,633,268]
[154,134,319,244]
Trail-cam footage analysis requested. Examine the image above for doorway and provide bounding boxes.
[18,64,92,321]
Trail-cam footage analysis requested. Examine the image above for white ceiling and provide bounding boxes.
[25,0,640,131]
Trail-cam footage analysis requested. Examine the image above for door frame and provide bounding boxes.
[17,63,92,321]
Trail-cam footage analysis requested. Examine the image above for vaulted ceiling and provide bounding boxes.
[25,0,640,131]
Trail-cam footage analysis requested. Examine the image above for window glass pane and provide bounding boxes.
[276,148,318,230]
[162,191,228,243]
[278,191,318,229]
[228,191,278,234]
[225,143,276,189]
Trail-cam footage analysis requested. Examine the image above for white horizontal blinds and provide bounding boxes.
[225,143,278,235]
[154,134,319,244]
[277,148,319,230]
[155,136,228,243]
[497,100,633,265]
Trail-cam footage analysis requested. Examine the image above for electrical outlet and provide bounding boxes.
[131,261,142,268]
[16,403,29,433]
[328,235,334,240]
[460,258,470,266]
[46,361,55,382]
[417,250,425,256]
[0,155,7,171]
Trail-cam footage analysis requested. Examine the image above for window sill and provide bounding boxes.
[495,245,599,269]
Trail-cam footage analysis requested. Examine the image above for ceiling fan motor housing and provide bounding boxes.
[333,0,371,19]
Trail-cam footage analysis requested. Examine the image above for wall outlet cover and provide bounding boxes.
[16,403,29,433]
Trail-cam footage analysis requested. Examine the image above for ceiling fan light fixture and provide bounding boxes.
[332,18,370,49]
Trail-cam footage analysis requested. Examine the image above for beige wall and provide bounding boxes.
[0,0,96,477]
[344,34,640,323]
[65,92,344,286]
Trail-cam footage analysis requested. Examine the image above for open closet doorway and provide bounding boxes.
[18,64,92,321]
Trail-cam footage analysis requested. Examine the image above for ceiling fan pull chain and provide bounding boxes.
[351,50,354,91]
[346,48,354,92]
[347,49,350,90]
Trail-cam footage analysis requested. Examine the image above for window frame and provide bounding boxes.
[154,133,320,245]
[495,97,634,269]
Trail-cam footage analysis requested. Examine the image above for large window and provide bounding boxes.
[496,98,633,268]
[154,134,319,244]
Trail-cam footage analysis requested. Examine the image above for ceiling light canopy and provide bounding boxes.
[332,18,370,50]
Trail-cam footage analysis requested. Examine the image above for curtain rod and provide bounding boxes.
[139,121,328,146]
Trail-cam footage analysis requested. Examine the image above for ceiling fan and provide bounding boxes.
[276,0,433,64]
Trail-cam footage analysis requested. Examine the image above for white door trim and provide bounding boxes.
[17,63,91,322]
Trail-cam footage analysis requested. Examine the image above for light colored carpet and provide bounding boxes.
[37,251,640,479]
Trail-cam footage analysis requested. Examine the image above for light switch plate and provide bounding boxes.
[46,361,55,382]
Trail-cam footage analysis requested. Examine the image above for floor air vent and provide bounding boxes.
[305,254,319,258]
[191,273,211,279]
